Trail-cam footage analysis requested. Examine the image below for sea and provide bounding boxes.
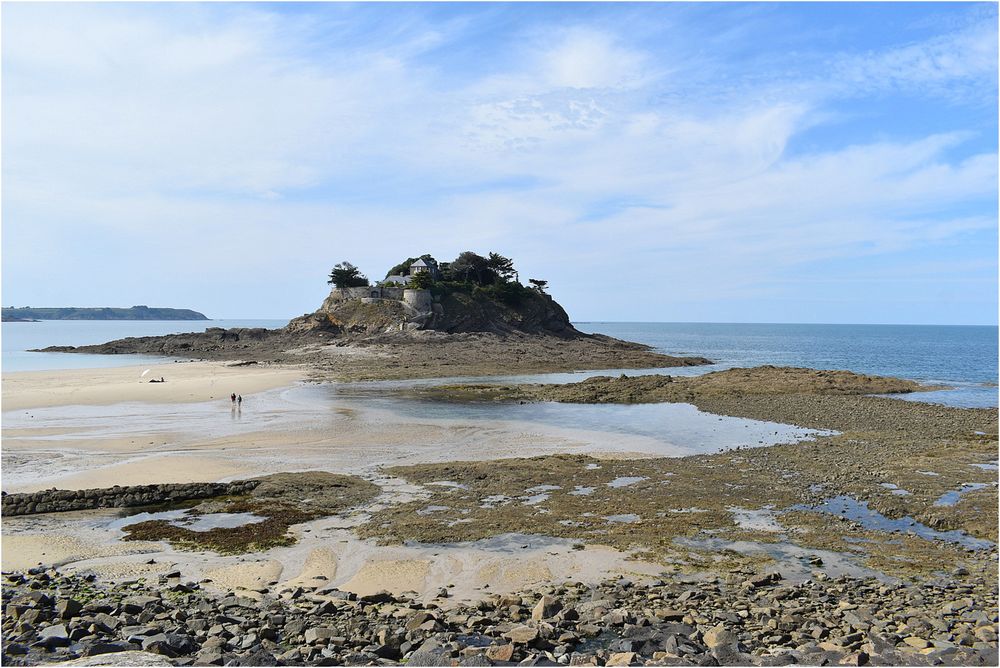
[2,320,996,408]
[1,319,286,373]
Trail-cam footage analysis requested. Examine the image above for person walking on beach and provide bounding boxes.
[231,393,236,404]
[237,395,242,408]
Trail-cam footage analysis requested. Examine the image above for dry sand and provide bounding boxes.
[2,361,304,411]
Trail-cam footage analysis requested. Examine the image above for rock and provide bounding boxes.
[657,609,687,622]
[195,648,225,666]
[82,642,128,657]
[359,591,395,604]
[38,623,72,647]
[702,625,738,649]
[750,655,798,666]
[532,596,563,621]
[407,611,437,632]
[606,651,637,666]
[93,612,122,632]
[141,634,179,657]
[305,626,338,645]
[902,636,931,650]
[56,598,83,619]
[408,640,455,666]
[505,626,540,644]
[165,633,199,654]
[122,596,160,615]
[235,649,277,665]
[58,651,175,666]
[486,644,516,662]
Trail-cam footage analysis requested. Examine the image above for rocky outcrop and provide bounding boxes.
[30,326,323,359]
[423,287,577,337]
[1,480,260,516]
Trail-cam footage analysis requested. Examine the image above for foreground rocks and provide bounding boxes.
[3,569,996,666]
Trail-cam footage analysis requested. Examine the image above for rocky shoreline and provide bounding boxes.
[1,481,261,517]
[403,366,936,406]
[4,566,997,667]
[32,327,712,382]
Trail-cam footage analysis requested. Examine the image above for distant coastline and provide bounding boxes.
[2,306,208,321]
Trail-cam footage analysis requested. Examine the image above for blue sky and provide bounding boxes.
[2,2,997,324]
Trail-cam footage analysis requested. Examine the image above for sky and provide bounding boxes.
[2,2,997,324]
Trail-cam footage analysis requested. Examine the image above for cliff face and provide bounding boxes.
[425,287,577,337]
[293,284,580,339]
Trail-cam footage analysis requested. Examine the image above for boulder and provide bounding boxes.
[532,596,563,621]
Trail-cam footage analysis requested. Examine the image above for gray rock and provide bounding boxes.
[304,626,344,644]
[56,598,84,619]
[409,640,455,666]
[122,596,160,615]
[38,623,72,647]
[58,651,175,666]
[82,642,128,657]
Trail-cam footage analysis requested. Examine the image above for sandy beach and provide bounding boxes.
[2,361,304,412]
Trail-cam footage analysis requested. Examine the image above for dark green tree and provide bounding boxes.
[327,262,370,288]
[450,251,491,284]
[528,278,548,293]
[408,271,434,289]
[486,252,516,282]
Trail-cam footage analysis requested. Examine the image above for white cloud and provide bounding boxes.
[2,4,996,321]
[831,20,998,97]
[537,28,649,90]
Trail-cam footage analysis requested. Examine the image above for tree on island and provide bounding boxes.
[408,270,435,289]
[528,278,548,293]
[487,252,516,282]
[450,251,503,285]
[328,262,370,288]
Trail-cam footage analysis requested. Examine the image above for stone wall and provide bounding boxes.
[1,480,260,517]
[325,287,376,303]
[325,286,406,305]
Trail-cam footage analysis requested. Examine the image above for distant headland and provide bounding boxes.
[2,305,208,321]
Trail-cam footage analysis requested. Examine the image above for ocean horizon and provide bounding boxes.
[3,319,996,408]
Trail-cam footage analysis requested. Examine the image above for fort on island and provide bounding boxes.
[322,252,553,334]
[327,258,434,311]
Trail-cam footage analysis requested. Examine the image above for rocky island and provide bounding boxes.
[32,252,711,379]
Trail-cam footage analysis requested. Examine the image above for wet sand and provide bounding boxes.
[1,378,823,493]
[2,361,304,411]
[3,361,995,615]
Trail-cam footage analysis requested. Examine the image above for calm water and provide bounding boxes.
[1,319,288,372]
[3,320,996,407]
[576,322,998,408]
